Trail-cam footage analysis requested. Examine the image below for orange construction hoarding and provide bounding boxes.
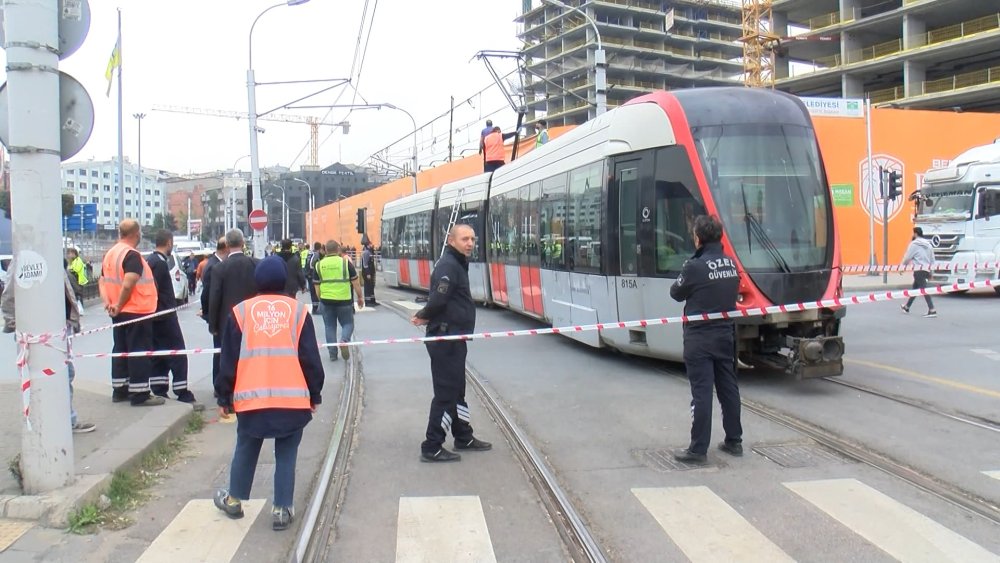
[311,110,1000,266]
[814,107,1000,267]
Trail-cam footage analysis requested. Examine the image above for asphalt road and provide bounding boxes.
[3,285,997,561]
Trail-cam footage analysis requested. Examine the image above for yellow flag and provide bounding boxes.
[104,37,121,97]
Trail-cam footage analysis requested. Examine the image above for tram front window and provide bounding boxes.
[693,123,832,272]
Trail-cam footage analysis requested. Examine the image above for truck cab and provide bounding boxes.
[915,141,1000,294]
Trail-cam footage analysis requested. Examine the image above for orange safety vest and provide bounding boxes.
[230,295,311,413]
[99,242,157,315]
[484,131,505,163]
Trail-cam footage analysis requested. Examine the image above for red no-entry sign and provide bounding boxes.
[248,209,268,231]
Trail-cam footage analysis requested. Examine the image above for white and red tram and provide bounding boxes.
[380,88,845,378]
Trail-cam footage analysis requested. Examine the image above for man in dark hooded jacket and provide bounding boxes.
[276,239,305,298]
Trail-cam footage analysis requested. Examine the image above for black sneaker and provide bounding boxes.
[175,391,197,404]
[421,448,461,463]
[112,391,129,403]
[214,490,244,519]
[130,394,165,407]
[454,438,492,451]
[718,441,744,457]
[672,448,708,464]
[272,506,293,531]
[923,311,937,318]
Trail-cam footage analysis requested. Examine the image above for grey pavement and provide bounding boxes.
[842,272,911,291]
[0,298,195,530]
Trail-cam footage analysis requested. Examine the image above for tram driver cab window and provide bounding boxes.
[654,181,702,274]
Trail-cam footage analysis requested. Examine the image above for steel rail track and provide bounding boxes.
[822,376,1000,434]
[381,296,610,563]
[292,351,364,562]
[657,367,1000,526]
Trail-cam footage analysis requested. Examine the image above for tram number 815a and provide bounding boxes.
[620,278,638,289]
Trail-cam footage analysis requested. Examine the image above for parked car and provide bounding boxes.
[143,252,190,304]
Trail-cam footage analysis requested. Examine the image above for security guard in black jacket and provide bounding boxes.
[411,224,492,462]
[669,215,742,464]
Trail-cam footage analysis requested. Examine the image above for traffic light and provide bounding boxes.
[246,183,253,209]
[887,171,903,201]
[356,208,366,234]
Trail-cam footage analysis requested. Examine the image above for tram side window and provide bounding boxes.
[460,200,483,262]
[654,146,705,276]
[436,204,452,260]
[566,161,604,273]
[381,219,395,259]
[397,216,411,259]
[488,193,511,263]
[540,173,568,270]
[507,190,523,267]
[414,210,433,260]
[523,183,541,268]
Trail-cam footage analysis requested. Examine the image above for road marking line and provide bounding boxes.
[0,519,32,552]
[392,300,425,311]
[785,478,998,562]
[396,496,496,563]
[135,499,265,563]
[984,471,1000,481]
[970,349,1000,361]
[632,487,794,563]
[846,358,1000,399]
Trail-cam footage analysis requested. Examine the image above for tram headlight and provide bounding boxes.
[736,293,746,303]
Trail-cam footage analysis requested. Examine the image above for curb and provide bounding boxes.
[0,401,195,528]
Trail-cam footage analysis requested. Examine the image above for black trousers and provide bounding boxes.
[422,340,474,453]
[111,313,153,396]
[151,314,188,395]
[904,270,935,311]
[484,160,504,173]
[362,268,376,304]
[684,329,742,455]
[211,331,223,387]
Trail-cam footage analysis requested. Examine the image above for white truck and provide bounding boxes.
[915,140,1000,295]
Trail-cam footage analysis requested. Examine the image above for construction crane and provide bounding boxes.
[152,105,349,169]
[740,0,779,88]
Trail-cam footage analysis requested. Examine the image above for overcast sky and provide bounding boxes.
[1,0,525,175]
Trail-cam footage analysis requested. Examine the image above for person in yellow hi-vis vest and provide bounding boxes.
[314,240,363,361]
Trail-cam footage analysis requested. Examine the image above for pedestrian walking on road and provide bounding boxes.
[901,226,937,318]
[146,230,196,403]
[214,255,325,531]
[306,242,324,314]
[669,215,742,464]
[411,224,491,463]
[2,261,96,432]
[314,240,363,361]
[361,242,377,306]
[208,229,259,340]
[100,219,163,407]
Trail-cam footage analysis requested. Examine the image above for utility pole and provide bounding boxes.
[5,0,75,491]
[448,96,454,162]
[133,113,145,225]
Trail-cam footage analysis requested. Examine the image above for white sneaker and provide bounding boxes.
[72,422,96,433]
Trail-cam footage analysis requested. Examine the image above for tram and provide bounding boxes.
[380,88,845,378]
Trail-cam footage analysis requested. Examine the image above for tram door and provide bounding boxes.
[613,153,656,343]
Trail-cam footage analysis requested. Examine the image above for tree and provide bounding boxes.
[61,194,75,217]
[0,192,74,219]
[163,212,178,232]
[176,210,188,234]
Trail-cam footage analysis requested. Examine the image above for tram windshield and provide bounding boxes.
[692,123,832,272]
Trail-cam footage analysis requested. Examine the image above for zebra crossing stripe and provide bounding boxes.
[984,471,1000,481]
[785,478,998,562]
[134,499,266,563]
[392,300,425,311]
[396,496,496,563]
[632,487,794,563]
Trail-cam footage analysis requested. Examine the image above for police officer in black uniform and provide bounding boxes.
[411,224,492,462]
[669,215,742,463]
[146,229,196,403]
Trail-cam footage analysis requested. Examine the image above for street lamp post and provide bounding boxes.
[541,0,606,116]
[383,104,419,194]
[269,183,288,239]
[248,0,310,257]
[291,177,312,243]
[133,113,145,223]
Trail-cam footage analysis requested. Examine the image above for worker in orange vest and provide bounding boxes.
[214,255,325,531]
[99,219,162,407]
[483,126,513,173]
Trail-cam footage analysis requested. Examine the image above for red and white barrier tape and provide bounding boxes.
[841,262,1000,274]
[71,278,996,359]
[72,301,195,339]
[16,328,66,429]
